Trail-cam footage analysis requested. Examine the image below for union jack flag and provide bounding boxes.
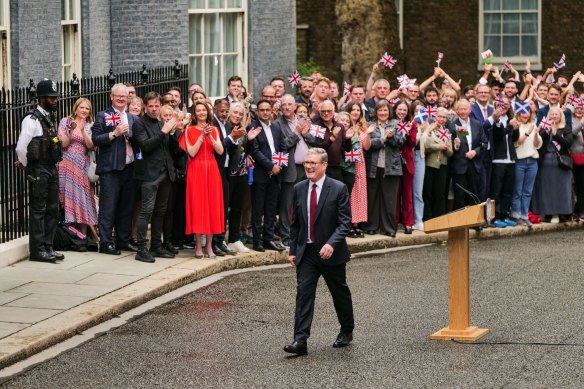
[272,152,289,167]
[389,97,400,106]
[493,95,505,109]
[554,53,566,69]
[396,120,411,137]
[309,124,327,139]
[425,105,437,118]
[502,59,512,73]
[343,81,351,96]
[539,116,554,131]
[344,148,361,163]
[546,73,556,84]
[380,52,397,69]
[414,108,428,124]
[552,141,561,151]
[397,74,416,89]
[436,52,444,67]
[579,99,584,111]
[436,127,451,143]
[104,112,121,127]
[567,94,580,108]
[288,70,301,87]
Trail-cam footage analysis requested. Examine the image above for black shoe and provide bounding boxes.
[385,231,396,238]
[182,242,195,250]
[150,247,175,258]
[253,244,265,252]
[264,240,286,252]
[46,246,65,260]
[365,230,377,235]
[218,242,236,255]
[283,341,308,356]
[356,229,365,238]
[164,242,179,254]
[135,249,155,263]
[404,227,413,235]
[333,332,353,348]
[100,243,121,255]
[212,244,227,257]
[348,229,359,238]
[30,251,58,263]
[117,243,138,252]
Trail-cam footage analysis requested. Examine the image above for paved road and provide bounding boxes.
[2,230,584,388]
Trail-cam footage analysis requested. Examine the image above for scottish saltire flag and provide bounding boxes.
[380,52,397,69]
[436,127,451,143]
[272,152,289,167]
[414,108,428,124]
[396,120,411,137]
[481,49,494,64]
[514,100,530,114]
[344,148,361,163]
[343,81,351,96]
[436,52,444,67]
[554,53,566,69]
[539,116,553,131]
[309,124,327,139]
[104,112,121,127]
[288,70,301,87]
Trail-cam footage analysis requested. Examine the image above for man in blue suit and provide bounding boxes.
[284,147,354,356]
[91,83,139,255]
[536,83,572,128]
[448,99,487,211]
[470,84,495,201]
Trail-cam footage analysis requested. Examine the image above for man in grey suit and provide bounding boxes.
[284,148,354,356]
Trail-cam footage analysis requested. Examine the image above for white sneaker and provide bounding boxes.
[414,223,424,231]
[229,240,250,253]
[550,215,560,224]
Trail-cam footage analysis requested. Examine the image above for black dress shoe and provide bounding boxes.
[284,341,307,355]
[150,247,175,258]
[135,249,155,263]
[46,246,65,260]
[218,242,236,255]
[117,243,138,252]
[365,230,377,235]
[253,244,265,252]
[212,244,227,256]
[100,243,121,255]
[30,251,58,263]
[164,242,179,254]
[404,227,413,235]
[333,332,353,348]
[264,240,286,252]
[385,231,396,238]
[182,242,195,250]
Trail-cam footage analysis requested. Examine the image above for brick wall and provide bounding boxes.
[81,0,111,77]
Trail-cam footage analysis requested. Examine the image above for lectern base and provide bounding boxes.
[430,326,489,341]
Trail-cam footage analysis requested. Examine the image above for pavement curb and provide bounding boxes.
[0,221,582,369]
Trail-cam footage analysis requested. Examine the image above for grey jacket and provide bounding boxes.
[364,120,405,178]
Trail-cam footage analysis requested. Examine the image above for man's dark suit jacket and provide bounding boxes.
[91,108,139,174]
[448,117,487,175]
[248,119,286,184]
[131,114,178,182]
[289,176,351,266]
[213,116,238,169]
[471,103,495,160]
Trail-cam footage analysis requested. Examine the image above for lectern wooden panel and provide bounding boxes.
[424,201,494,341]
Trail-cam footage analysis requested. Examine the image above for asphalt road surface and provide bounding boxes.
[2,230,584,388]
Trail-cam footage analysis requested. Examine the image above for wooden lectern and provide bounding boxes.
[424,201,495,341]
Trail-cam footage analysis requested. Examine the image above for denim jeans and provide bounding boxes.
[413,150,425,226]
[511,157,538,219]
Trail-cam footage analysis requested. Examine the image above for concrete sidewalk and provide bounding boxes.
[0,221,582,369]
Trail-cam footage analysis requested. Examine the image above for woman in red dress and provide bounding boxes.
[180,102,225,258]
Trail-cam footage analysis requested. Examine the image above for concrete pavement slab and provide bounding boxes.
[0,323,30,339]
[0,293,28,306]
[0,307,61,324]
[0,267,92,285]
[75,273,142,289]
[4,294,92,310]
[7,282,116,298]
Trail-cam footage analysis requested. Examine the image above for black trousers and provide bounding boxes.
[423,165,448,220]
[28,164,59,256]
[480,152,493,201]
[169,179,187,245]
[137,172,172,250]
[342,170,355,198]
[294,245,354,342]
[452,165,481,211]
[251,178,279,245]
[365,167,400,234]
[98,165,135,246]
[213,166,230,245]
[489,163,515,219]
[278,181,295,241]
[227,174,248,243]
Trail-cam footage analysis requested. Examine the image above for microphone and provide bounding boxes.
[455,183,480,205]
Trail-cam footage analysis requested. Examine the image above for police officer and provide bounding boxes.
[15,79,64,263]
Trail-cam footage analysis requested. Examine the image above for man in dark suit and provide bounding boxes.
[536,83,573,128]
[91,83,140,255]
[132,92,179,263]
[448,99,487,211]
[284,147,354,356]
[249,99,287,252]
[470,84,495,201]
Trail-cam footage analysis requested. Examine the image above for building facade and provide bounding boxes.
[1,0,296,98]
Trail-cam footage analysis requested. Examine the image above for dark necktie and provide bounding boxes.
[310,183,317,242]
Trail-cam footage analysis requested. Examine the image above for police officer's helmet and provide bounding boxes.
[36,79,60,97]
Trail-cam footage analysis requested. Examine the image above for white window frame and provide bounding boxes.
[478,0,542,71]
[188,0,247,101]
[0,0,11,89]
[395,0,403,50]
[61,0,82,81]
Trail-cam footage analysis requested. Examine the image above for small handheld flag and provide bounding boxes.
[502,59,512,73]
[104,112,121,127]
[514,100,530,114]
[425,105,437,118]
[539,116,554,131]
[272,152,289,167]
[481,49,494,64]
[436,52,444,67]
[436,127,451,143]
[396,120,411,137]
[380,52,397,69]
[288,70,301,87]
[309,124,327,139]
[414,108,428,124]
[344,148,361,163]
[343,81,351,96]
[553,54,566,69]
[455,125,469,137]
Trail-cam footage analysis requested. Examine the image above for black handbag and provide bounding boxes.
[556,151,573,170]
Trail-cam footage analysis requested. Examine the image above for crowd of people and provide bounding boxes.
[44,59,584,262]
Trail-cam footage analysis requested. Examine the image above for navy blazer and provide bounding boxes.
[470,103,495,159]
[536,105,573,129]
[289,176,351,266]
[248,119,286,184]
[213,116,238,171]
[448,117,487,175]
[91,108,139,174]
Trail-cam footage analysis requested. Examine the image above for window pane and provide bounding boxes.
[223,55,237,81]
[223,13,237,52]
[63,26,71,64]
[226,0,242,7]
[521,0,537,10]
[521,13,537,33]
[484,0,500,10]
[205,55,221,97]
[61,0,66,20]
[189,14,202,54]
[189,0,205,8]
[69,0,75,20]
[189,56,202,85]
[484,14,500,34]
[502,0,519,10]
[204,14,220,53]
[0,0,4,27]
[502,14,519,34]
[502,36,519,56]
[521,35,537,56]
[208,0,224,8]
[484,35,501,56]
